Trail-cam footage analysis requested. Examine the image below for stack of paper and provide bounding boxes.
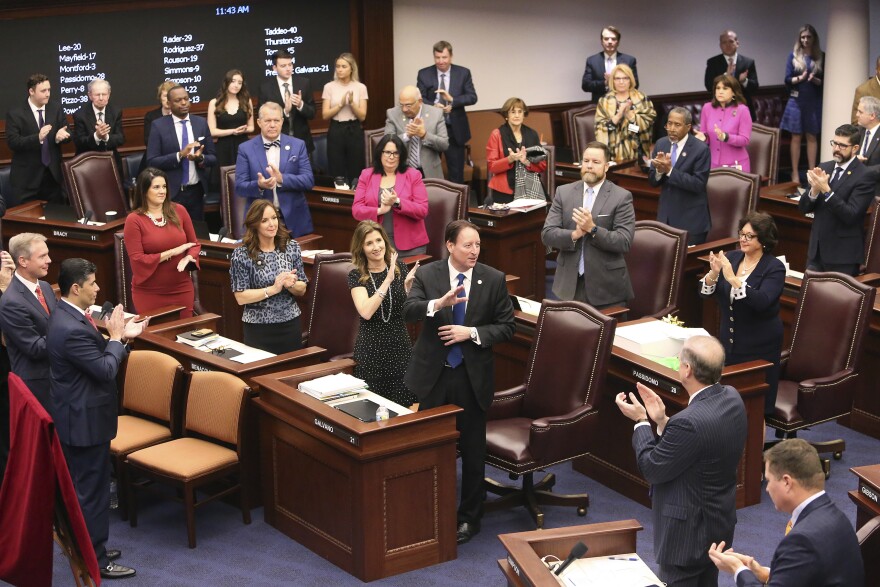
[175,332,220,347]
[299,373,367,399]
[507,199,548,213]
[614,321,710,359]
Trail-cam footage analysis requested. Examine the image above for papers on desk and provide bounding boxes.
[514,296,541,316]
[88,305,134,320]
[614,321,710,360]
[302,249,334,258]
[299,373,368,399]
[174,333,275,363]
[559,553,662,587]
[208,233,239,244]
[506,199,548,213]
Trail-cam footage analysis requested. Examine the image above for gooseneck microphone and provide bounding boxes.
[81,210,93,225]
[97,301,115,320]
[554,541,588,576]
[217,226,229,242]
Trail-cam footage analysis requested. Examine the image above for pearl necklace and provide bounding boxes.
[738,256,761,276]
[368,267,392,324]
[145,211,167,227]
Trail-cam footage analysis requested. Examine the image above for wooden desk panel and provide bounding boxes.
[305,187,358,253]
[758,182,811,271]
[850,464,880,529]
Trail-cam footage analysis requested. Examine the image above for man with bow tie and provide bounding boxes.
[235,102,314,237]
[800,123,875,275]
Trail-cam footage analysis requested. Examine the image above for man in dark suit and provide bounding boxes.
[403,220,515,545]
[542,141,635,308]
[146,85,217,221]
[581,26,639,99]
[72,79,125,172]
[235,102,315,237]
[5,73,71,204]
[650,107,712,245]
[708,439,864,587]
[616,335,747,587]
[0,233,56,409]
[49,258,149,579]
[855,96,880,188]
[0,250,16,487]
[416,40,478,184]
[800,123,876,275]
[257,49,315,155]
[704,31,759,116]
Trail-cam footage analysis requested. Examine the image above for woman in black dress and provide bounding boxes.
[348,220,419,407]
[208,69,254,188]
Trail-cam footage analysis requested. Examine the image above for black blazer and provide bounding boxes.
[257,77,315,153]
[860,124,880,188]
[73,103,125,171]
[581,52,639,97]
[650,135,712,236]
[704,53,759,113]
[5,99,69,201]
[416,63,478,145]
[799,158,876,265]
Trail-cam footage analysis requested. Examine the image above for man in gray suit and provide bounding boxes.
[541,141,634,308]
[616,335,747,587]
[384,85,448,179]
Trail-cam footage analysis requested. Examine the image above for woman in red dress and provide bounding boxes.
[123,168,201,317]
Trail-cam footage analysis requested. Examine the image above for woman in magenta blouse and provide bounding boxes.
[695,74,753,172]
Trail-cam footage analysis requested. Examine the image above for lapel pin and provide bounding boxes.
[477,279,482,285]
[682,152,687,157]
[284,145,290,151]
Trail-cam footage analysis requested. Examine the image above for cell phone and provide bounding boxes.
[191,328,213,338]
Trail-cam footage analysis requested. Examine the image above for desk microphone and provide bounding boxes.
[554,541,587,576]
[97,301,115,320]
[81,210,93,225]
[217,226,228,242]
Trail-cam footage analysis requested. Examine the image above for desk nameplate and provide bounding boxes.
[52,228,98,242]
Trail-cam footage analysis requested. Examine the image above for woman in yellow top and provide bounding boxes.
[595,64,656,163]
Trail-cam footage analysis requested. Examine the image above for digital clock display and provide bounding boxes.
[216,5,251,16]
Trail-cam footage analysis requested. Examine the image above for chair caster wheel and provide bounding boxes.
[833,452,842,460]
[577,507,587,516]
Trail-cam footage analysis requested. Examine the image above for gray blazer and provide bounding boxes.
[384,103,449,179]
[541,179,635,306]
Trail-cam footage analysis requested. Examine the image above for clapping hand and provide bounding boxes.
[572,206,595,236]
[806,167,830,195]
[95,121,111,140]
[708,250,724,274]
[713,124,725,141]
[122,314,150,340]
[614,391,648,421]
[0,251,15,292]
[291,90,303,108]
[405,117,425,138]
[507,146,528,165]
[652,151,672,174]
[38,124,53,141]
[636,382,668,432]
[345,91,354,105]
[404,260,419,293]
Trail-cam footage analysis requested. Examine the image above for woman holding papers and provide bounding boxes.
[699,212,785,414]
[348,220,419,407]
[230,199,308,355]
[124,167,200,318]
[486,97,547,203]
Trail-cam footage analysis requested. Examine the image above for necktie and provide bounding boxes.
[446,273,467,368]
[605,56,613,74]
[264,140,280,150]
[180,119,190,187]
[283,83,293,135]
[830,166,843,188]
[97,111,104,123]
[407,122,421,169]
[727,56,735,74]
[785,519,792,535]
[670,142,679,168]
[35,286,50,315]
[578,187,596,276]
[38,109,51,167]
[439,73,450,121]
[85,312,99,331]
[863,130,872,157]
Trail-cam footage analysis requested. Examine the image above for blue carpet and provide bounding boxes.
[42,420,873,586]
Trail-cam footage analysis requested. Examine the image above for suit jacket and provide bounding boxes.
[851,76,880,124]
[0,276,57,405]
[704,53,759,112]
[416,64,477,145]
[48,301,128,447]
[235,134,314,237]
[5,99,68,201]
[146,114,217,197]
[859,123,880,188]
[541,179,635,305]
[651,135,712,236]
[581,52,639,97]
[633,383,747,568]
[798,158,875,265]
[352,167,429,251]
[403,260,515,410]
[384,104,449,179]
[72,103,125,164]
[698,102,753,171]
[257,77,315,153]
[736,493,864,586]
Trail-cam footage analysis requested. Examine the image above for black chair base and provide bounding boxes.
[483,471,589,529]
[764,430,844,479]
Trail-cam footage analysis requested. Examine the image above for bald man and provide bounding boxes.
[384,85,448,179]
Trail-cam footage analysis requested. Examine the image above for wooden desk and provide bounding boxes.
[850,464,880,529]
[252,360,461,582]
[757,182,810,271]
[497,519,644,587]
[305,186,359,253]
[2,201,126,303]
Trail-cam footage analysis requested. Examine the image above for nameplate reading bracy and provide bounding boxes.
[313,417,359,446]
[631,369,680,395]
[53,229,98,242]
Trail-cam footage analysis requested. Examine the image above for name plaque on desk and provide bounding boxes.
[53,229,97,242]
[861,482,879,504]
[631,368,680,395]
[199,249,232,260]
[470,217,497,228]
[321,194,353,205]
[314,417,359,446]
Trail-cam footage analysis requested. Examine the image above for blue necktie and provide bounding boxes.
[38,109,51,167]
[446,273,467,368]
[180,119,190,187]
[830,166,843,189]
[578,187,595,276]
[670,142,679,168]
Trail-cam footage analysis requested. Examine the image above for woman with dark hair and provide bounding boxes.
[780,24,825,183]
[486,97,548,202]
[352,134,429,256]
[348,220,418,407]
[594,65,656,164]
[700,211,785,415]
[322,52,368,184]
[208,69,255,187]
[696,74,753,172]
[123,167,200,317]
[229,199,307,354]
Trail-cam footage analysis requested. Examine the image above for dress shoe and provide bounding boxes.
[456,521,480,544]
[100,562,136,579]
[106,549,121,561]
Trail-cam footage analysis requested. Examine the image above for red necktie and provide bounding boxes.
[85,312,99,331]
[35,286,50,315]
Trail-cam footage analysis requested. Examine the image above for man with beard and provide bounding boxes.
[799,123,875,275]
[541,141,635,308]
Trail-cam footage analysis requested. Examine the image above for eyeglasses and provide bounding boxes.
[381,150,400,158]
[829,140,854,149]
[738,232,758,241]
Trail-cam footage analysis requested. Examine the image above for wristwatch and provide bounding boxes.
[589,226,598,238]
[469,327,478,342]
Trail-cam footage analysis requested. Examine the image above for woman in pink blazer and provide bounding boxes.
[352,134,429,256]
[696,74,753,172]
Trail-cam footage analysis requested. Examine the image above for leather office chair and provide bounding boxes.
[861,198,880,275]
[466,110,505,183]
[219,165,247,239]
[62,151,129,220]
[527,111,554,146]
[0,165,15,209]
[766,272,876,476]
[110,351,185,519]
[114,231,204,315]
[311,133,329,177]
[706,168,760,242]
[858,515,880,579]
[127,371,251,548]
[625,220,687,320]
[484,300,616,527]
[363,128,386,169]
[121,152,144,188]
[746,123,780,185]
[423,178,467,261]
[562,104,597,160]
[303,252,359,360]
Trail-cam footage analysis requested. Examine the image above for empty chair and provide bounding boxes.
[746,123,780,184]
[625,220,688,319]
[562,104,597,160]
[219,165,247,239]
[422,178,468,261]
[706,168,760,242]
[363,127,385,170]
[62,151,128,220]
[861,197,880,275]
[302,252,359,360]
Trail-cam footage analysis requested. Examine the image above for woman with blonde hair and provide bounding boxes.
[323,52,369,184]
[595,64,656,163]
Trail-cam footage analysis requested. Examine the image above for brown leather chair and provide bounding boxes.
[114,231,204,315]
[363,127,386,169]
[858,515,880,579]
[527,111,554,146]
[862,198,880,275]
[484,299,616,528]
[562,104,597,160]
[466,110,504,184]
[62,151,129,221]
[626,220,688,320]
[303,252,359,360]
[422,178,467,261]
[767,272,876,476]
[706,168,760,242]
[747,123,780,185]
[219,165,247,239]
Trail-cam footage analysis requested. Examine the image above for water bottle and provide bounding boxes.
[375,405,390,422]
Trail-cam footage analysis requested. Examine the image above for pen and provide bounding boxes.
[607,556,638,561]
